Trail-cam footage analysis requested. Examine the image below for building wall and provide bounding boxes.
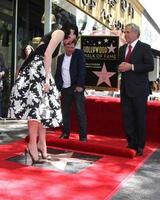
[66,0,143,32]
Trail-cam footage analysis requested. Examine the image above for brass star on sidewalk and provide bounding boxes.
[93,63,116,87]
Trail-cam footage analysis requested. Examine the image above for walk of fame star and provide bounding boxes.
[93,63,116,87]
[8,148,100,174]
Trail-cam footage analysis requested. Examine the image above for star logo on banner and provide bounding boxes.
[107,43,116,53]
[93,63,116,87]
[104,38,108,43]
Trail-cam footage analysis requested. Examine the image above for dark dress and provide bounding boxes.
[8,32,62,128]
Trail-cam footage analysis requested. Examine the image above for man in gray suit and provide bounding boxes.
[118,23,154,155]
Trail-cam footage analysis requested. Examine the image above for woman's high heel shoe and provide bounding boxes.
[24,148,44,166]
[24,148,28,165]
[38,148,52,160]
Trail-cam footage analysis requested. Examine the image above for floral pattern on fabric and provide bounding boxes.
[8,55,62,128]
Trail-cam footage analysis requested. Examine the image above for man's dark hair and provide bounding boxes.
[61,22,78,39]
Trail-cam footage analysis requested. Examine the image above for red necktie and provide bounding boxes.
[125,45,132,62]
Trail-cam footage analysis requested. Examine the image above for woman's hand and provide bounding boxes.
[44,82,50,93]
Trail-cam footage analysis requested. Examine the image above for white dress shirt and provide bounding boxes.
[62,54,72,88]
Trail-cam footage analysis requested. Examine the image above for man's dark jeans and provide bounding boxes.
[61,86,87,139]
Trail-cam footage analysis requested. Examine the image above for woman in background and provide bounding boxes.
[16,45,34,77]
[8,23,78,165]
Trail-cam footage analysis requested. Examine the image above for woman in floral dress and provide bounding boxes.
[8,23,78,164]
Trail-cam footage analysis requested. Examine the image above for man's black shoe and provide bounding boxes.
[136,148,143,156]
[127,145,137,150]
[79,137,87,142]
[59,134,69,139]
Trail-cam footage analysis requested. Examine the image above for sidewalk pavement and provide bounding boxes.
[0,119,28,144]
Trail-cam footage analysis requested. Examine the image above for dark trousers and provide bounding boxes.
[61,87,87,138]
[121,94,148,149]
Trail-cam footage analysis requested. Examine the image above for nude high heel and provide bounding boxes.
[37,148,52,160]
[37,145,52,160]
[24,147,44,165]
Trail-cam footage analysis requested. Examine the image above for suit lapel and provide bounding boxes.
[122,44,127,60]
[59,54,65,69]
[69,50,76,71]
[130,40,141,61]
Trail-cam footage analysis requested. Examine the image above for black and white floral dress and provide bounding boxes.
[8,33,62,128]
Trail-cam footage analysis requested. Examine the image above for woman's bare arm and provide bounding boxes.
[44,29,64,82]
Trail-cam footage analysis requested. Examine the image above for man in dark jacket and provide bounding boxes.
[55,40,87,141]
[118,23,154,155]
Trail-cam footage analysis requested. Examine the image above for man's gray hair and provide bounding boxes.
[125,23,140,36]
